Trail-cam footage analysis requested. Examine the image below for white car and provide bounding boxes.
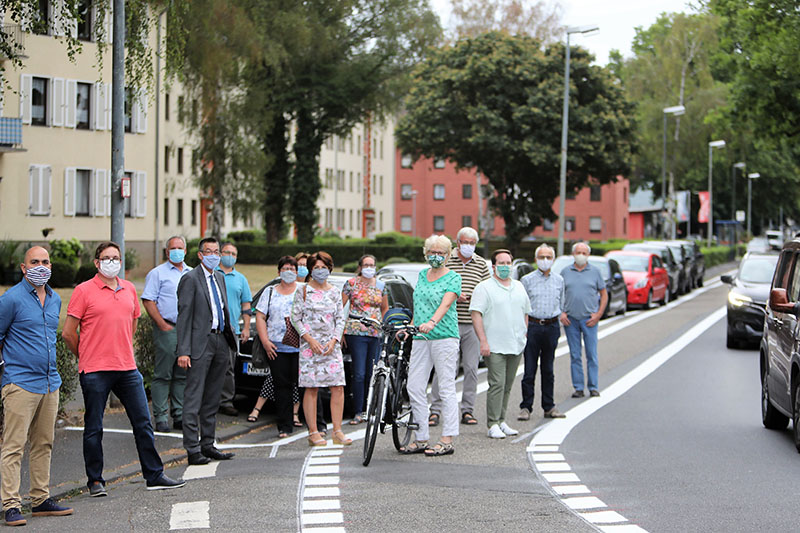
[765,230,784,250]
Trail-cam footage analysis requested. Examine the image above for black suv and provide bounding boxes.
[760,238,800,450]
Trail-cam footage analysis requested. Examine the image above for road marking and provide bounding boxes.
[542,473,580,483]
[552,485,590,495]
[302,512,344,525]
[537,462,571,472]
[169,501,210,530]
[581,510,629,524]
[304,487,341,498]
[309,456,341,465]
[303,500,341,511]
[532,453,565,461]
[182,462,219,480]
[563,496,607,510]
[304,476,340,486]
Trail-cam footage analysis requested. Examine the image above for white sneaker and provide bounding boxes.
[487,424,506,439]
[499,422,519,436]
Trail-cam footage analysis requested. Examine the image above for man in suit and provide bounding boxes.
[177,237,238,465]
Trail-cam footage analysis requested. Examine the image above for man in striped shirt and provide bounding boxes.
[429,227,491,427]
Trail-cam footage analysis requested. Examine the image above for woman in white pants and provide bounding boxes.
[402,235,462,456]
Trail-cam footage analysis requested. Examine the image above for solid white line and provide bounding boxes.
[536,462,571,472]
[182,462,219,480]
[304,487,341,498]
[169,501,210,530]
[542,473,580,483]
[270,446,279,458]
[308,456,340,465]
[532,445,559,452]
[303,476,340,486]
[533,453,565,462]
[563,496,607,510]
[302,512,344,525]
[552,485,590,495]
[580,510,629,524]
[303,500,341,511]
[302,528,346,533]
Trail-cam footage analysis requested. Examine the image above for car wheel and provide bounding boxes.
[661,286,670,305]
[645,290,653,309]
[726,332,738,349]
[762,366,789,430]
[794,385,800,453]
[697,274,704,287]
[617,292,627,315]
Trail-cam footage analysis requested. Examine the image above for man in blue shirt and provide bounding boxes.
[142,236,192,433]
[0,246,72,526]
[217,242,252,416]
[560,242,608,398]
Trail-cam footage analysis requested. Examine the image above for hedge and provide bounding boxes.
[700,245,746,268]
[235,243,425,265]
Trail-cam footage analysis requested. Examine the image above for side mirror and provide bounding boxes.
[770,288,800,315]
[720,275,733,284]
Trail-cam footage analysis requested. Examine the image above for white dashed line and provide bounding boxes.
[302,512,344,525]
[552,484,590,495]
[182,462,219,480]
[563,496,607,510]
[581,510,630,524]
[169,501,210,530]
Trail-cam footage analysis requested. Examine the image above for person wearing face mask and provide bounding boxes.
[560,242,608,398]
[216,242,253,417]
[518,244,566,421]
[470,249,532,439]
[0,246,73,525]
[429,226,490,428]
[295,252,310,281]
[141,235,192,433]
[291,251,350,446]
[63,242,185,496]
[342,254,389,424]
[175,237,238,465]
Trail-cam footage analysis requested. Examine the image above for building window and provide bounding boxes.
[623,217,627,234]
[75,169,91,216]
[338,170,345,191]
[357,135,361,155]
[77,0,92,41]
[589,216,602,233]
[565,216,576,232]
[401,184,413,200]
[165,92,170,121]
[164,146,170,172]
[623,187,628,204]
[380,139,384,159]
[191,199,197,225]
[401,154,412,168]
[349,209,353,230]
[33,0,50,35]
[349,136,354,154]
[357,172,361,192]
[178,95,184,119]
[462,184,472,199]
[192,100,199,126]
[380,175,383,195]
[177,147,184,174]
[462,215,472,227]
[325,168,333,189]
[433,216,445,232]
[434,158,445,169]
[325,208,333,229]
[373,175,376,194]
[379,211,383,231]
[400,216,412,233]
[124,88,133,132]
[433,184,445,200]
[164,198,169,225]
[75,82,91,129]
[124,171,134,218]
[590,185,601,202]
[31,77,48,126]
[325,137,333,150]
[177,198,184,225]
[543,218,554,231]
[349,171,353,192]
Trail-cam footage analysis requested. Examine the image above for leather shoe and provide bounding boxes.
[544,408,566,418]
[517,408,531,421]
[218,405,238,416]
[589,389,600,397]
[155,421,170,433]
[571,390,585,398]
[201,447,235,460]
[173,420,183,430]
[187,452,211,465]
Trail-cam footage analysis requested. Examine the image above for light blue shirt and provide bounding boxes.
[521,269,564,319]
[142,261,192,323]
[218,267,252,334]
[469,277,531,355]
[561,262,606,320]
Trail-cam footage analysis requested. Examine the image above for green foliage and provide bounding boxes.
[49,238,83,265]
[383,256,411,264]
[0,239,23,284]
[49,260,77,288]
[701,244,746,267]
[55,332,79,416]
[227,230,265,243]
[373,232,424,247]
[341,261,359,273]
[74,264,97,284]
[134,318,155,393]
[125,248,139,271]
[236,243,423,265]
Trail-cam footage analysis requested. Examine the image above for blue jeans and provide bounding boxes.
[520,322,560,412]
[80,370,164,486]
[564,317,599,392]
[346,335,381,415]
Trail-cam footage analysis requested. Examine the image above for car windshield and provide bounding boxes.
[739,256,778,283]
[380,264,428,288]
[667,246,683,261]
[588,258,610,279]
[608,254,648,272]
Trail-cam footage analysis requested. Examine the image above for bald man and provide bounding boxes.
[0,246,72,526]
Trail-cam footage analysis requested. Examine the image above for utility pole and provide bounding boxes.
[110,0,126,273]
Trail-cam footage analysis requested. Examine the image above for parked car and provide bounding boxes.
[747,237,771,254]
[663,241,694,294]
[622,242,680,298]
[605,251,669,308]
[551,255,627,317]
[765,229,784,250]
[377,262,428,288]
[673,239,706,287]
[722,253,778,348]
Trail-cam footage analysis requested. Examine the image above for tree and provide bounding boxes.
[396,32,636,248]
[449,0,563,42]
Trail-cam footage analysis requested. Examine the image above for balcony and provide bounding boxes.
[0,118,25,152]
[0,25,26,61]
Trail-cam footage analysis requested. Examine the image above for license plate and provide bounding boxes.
[243,362,268,377]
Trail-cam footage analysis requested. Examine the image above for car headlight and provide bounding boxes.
[728,291,752,307]
[633,277,648,289]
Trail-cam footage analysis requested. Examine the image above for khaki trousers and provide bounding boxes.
[486,352,522,427]
[1,384,59,510]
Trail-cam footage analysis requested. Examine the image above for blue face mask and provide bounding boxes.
[168,249,185,263]
[201,253,221,271]
[311,268,330,283]
[298,265,309,278]
[221,255,237,268]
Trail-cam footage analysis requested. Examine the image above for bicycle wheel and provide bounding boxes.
[362,373,386,467]
[391,358,414,451]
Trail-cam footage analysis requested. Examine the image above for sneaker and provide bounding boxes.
[146,474,186,491]
[589,389,600,397]
[4,508,26,526]
[571,390,585,398]
[487,424,506,439]
[544,408,566,419]
[155,421,170,433]
[517,408,531,421]
[88,481,107,497]
[31,498,73,517]
[499,422,519,436]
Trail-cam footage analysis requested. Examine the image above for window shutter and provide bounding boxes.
[105,5,113,44]
[93,169,107,216]
[43,166,52,215]
[65,80,77,128]
[50,0,63,36]
[20,74,32,125]
[134,171,147,217]
[64,167,76,216]
[51,77,64,126]
[94,82,107,130]
[105,169,112,215]
[135,89,147,133]
[29,166,40,214]
[20,2,33,32]
[105,84,111,129]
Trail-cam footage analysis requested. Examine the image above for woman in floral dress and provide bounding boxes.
[291,251,351,446]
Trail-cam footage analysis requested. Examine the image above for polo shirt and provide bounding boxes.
[67,274,141,374]
[521,269,564,319]
[141,261,191,323]
[217,267,252,334]
[446,251,491,324]
[470,277,531,355]
[561,262,606,320]
[413,269,461,340]
[0,280,62,394]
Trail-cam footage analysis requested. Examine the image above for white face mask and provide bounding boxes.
[99,259,121,278]
[361,267,376,279]
[537,258,553,271]
[574,254,588,267]
[459,243,476,258]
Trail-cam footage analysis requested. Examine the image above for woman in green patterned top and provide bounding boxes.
[401,234,462,457]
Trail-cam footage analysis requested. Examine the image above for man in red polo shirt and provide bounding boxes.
[62,242,185,496]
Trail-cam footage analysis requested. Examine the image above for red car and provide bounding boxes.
[605,250,670,308]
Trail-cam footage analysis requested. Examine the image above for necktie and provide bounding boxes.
[209,273,226,331]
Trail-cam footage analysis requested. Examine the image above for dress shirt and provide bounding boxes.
[141,261,192,323]
[521,269,564,319]
[203,266,226,330]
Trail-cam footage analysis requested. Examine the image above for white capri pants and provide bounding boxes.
[406,337,460,442]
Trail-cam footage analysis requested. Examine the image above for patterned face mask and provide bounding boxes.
[280,270,298,284]
[25,265,51,286]
[427,254,446,268]
[311,268,330,283]
[495,265,511,279]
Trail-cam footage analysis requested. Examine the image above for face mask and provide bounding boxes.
[537,258,553,272]
[99,259,121,279]
[298,265,309,278]
[459,244,475,258]
[280,270,298,284]
[311,268,330,283]
[168,249,185,264]
[202,254,221,271]
[495,265,511,279]
[361,267,376,279]
[574,254,588,267]
[25,265,51,286]
[221,255,237,268]
[427,254,446,268]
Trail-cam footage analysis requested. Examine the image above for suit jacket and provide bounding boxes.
[176,265,237,358]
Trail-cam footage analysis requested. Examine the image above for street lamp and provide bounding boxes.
[731,162,746,244]
[747,173,759,237]
[557,24,599,256]
[707,140,726,247]
[662,105,685,240]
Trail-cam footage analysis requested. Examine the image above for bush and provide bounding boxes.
[125,248,139,271]
[701,245,745,268]
[55,332,79,416]
[342,261,359,273]
[373,232,424,247]
[227,230,265,243]
[134,317,156,394]
[49,260,77,288]
[382,256,410,265]
[235,243,423,265]
[74,264,97,284]
[49,238,83,265]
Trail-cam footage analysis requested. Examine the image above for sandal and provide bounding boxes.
[332,430,353,446]
[307,431,327,446]
[293,414,303,427]
[399,440,429,454]
[349,414,364,425]
[247,407,260,423]
[278,431,290,438]
[428,413,440,427]
[424,441,455,456]
[461,412,478,425]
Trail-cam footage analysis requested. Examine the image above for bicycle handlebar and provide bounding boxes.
[348,314,419,336]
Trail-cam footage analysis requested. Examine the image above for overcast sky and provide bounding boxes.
[431,0,696,65]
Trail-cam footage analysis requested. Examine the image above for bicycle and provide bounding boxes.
[350,313,419,466]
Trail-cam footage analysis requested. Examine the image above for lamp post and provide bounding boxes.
[557,24,599,257]
[707,140,726,247]
[662,105,685,240]
[747,173,759,238]
[731,162,746,244]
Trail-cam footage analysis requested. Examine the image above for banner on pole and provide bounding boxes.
[698,191,710,223]
[676,191,690,222]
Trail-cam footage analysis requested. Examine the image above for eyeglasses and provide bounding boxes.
[99,257,120,263]
[200,249,220,256]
